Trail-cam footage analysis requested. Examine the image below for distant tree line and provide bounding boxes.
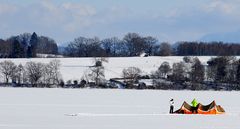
[0,32,58,58]
[64,33,240,57]
[176,41,240,56]
[2,32,240,58]
[63,33,171,57]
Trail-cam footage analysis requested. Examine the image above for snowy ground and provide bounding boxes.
[0,56,215,81]
[0,88,239,129]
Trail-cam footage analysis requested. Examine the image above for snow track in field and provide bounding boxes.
[65,112,240,117]
[65,113,172,117]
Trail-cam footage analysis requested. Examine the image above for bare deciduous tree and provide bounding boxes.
[65,37,103,57]
[170,62,185,82]
[207,56,233,82]
[37,36,58,54]
[25,61,44,87]
[122,67,141,87]
[90,66,105,86]
[190,58,204,83]
[89,57,108,86]
[123,33,146,56]
[144,36,158,56]
[0,60,17,83]
[43,59,62,86]
[159,42,172,56]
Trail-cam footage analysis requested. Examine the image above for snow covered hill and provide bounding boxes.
[0,56,216,82]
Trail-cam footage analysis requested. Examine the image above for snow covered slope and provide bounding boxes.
[0,56,214,81]
[0,88,239,129]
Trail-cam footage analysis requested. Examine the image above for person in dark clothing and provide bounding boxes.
[169,99,174,114]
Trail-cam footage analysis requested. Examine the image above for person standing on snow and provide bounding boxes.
[169,99,174,114]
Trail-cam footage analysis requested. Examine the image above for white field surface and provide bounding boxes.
[0,88,239,129]
[0,56,215,81]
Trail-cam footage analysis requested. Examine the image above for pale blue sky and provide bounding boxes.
[1,0,240,44]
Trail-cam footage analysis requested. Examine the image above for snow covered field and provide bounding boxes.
[0,56,214,81]
[0,88,239,129]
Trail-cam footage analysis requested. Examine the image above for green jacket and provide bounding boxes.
[191,99,198,107]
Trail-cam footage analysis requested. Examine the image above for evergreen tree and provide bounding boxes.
[11,40,24,58]
[27,46,32,58]
[29,32,38,57]
[236,60,240,84]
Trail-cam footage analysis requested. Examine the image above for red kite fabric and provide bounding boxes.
[174,101,225,114]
